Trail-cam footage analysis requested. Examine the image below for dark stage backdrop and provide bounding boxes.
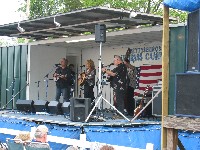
[0,45,28,109]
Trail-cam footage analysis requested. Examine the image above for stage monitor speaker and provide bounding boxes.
[16,99,35,113]
[62,102,70,115]
[48,101,62,115]
[187,9,200,71]
[95,24,106,43]
[152,86,162,116]
[70,98,91,122]
[33,100,49,112]
[175,73,200,117]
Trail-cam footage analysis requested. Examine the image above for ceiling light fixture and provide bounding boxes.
[17,22,25,33]
[54,15,61,27]
[129,12,137,18]
[65,38,95,43]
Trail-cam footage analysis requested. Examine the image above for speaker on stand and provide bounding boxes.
[95,24,106,43]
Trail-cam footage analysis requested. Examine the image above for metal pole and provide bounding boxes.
[12,79,16,109]
[98,42,102,109]
[37,81,40,100]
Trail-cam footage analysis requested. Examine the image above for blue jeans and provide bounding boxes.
[55,87,70,102]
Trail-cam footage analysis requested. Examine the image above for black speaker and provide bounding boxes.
[95,24,106,43]
[187,9,200,71]
[175,73,200,117]
[48,101,62,115]
[33,100,49,112]
[62,102,70,115]
[16,100,35,113]
[152,86,162,116]
[70,98,91,122]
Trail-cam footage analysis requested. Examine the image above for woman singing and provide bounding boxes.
[83,59,96,104]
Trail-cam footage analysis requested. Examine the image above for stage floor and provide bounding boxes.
[0,110,160,126]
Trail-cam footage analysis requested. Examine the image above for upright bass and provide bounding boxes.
[134,85,150,117]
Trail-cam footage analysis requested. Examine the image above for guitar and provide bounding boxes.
[134,85,150,117]
[54,74,67,82]
[78,72,86,86]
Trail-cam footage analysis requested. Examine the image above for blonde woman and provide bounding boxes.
[83,59,96,105]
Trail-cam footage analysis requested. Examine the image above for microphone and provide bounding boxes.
[103,63,114,67]
[80,65,85,67]
[55,64,60,67]
[109,63,114,66]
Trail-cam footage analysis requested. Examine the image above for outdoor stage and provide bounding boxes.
[0,110,161,150]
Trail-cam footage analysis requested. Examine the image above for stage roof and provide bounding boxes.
[0,7,177,40]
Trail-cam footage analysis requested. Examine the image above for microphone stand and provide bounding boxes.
[12,79,15,109]
[35,81,40,100]
[1,81,29,110]
[78,65,85,98]
[4,78,16,109]
[43,65,57,100]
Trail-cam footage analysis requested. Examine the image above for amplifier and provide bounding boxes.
[152,86,162,116]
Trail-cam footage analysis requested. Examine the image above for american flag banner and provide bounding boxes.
[134,65,162,96]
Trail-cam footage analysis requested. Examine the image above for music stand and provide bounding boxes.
[85,41,130,122]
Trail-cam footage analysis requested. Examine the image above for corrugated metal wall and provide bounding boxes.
[0,45,28,109]
[169,26,186,115]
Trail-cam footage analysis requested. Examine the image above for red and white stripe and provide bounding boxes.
[134,65,162,96]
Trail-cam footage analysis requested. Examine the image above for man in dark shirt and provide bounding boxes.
[102,55,128,114]
[53,58,71,102]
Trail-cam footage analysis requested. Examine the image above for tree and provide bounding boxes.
[20,0,187,22]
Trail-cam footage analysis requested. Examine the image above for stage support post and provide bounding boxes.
[162,5,171,150]
[167,128,178,150]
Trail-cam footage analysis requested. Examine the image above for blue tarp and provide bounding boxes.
[164,0,200,12]
[178,131,200,150]
[84,125,161,149]
[1,116,200,150]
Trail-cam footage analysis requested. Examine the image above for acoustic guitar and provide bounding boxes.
[78,72,86,86]
[134,85,150,117]
[54,74,67,82]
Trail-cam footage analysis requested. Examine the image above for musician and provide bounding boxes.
[53,58,71,102]
[124,58,137,116]
[102,55,128,114]
[83,59,96,104]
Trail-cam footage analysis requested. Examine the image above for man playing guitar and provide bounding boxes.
[102,55,128,115]
[53,58,71,102]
